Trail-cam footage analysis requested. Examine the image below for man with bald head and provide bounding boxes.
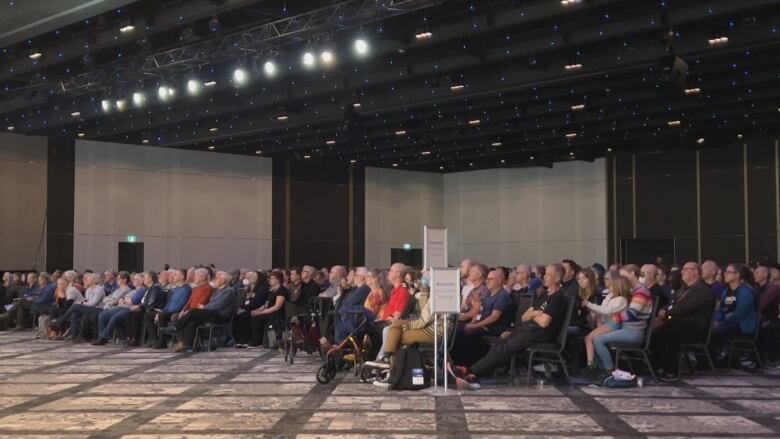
[319,265,347,302]
[702,259,727,300]
[641,264,668,312]
[650,261,715,379]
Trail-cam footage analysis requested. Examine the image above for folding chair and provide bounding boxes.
[195,288,245,351]
[728,293,763,370]
[608,300,661,382]
[677,306,718,378]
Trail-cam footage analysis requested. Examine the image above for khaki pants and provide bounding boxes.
[385,320,433,354]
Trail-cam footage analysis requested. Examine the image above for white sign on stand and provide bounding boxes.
[423,226,447,269]
[430,267,460,393]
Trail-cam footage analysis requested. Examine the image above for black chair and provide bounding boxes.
[607,299,661,381]
[195,288,245,351]
[728,292,763,370]
[511,296,576,387]
[677,306,718,378]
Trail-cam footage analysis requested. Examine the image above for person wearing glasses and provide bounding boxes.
[709,263,757,363]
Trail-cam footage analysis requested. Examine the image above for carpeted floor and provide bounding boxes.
[0,330,779,438]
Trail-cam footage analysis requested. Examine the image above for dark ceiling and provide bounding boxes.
[1,0,779,172]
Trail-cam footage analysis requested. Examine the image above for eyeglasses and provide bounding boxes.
[724,269,738,274]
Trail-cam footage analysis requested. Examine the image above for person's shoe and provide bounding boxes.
[126,338,139,347]
[234,343,248,349]
[365,360,391,370]
[319,337,333,351]
[173,341,185,352]
[50,318,60,327]
[447,361,468,380]
[92,338,108,346]
[658,372,678,382]
[372,376,390,389]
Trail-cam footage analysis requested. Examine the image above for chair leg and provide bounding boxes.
[703,348,717,375]
[643,351,658,382]
[526,351,535,387]
[509,356,516,387]
[751,343,764,369]
[727,341,734,371]
[194,327,201,350]
[614,350,622,370]
[558,353,572,387]
[206,327,214,352]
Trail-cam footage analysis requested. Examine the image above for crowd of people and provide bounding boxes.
[1,257,778,391]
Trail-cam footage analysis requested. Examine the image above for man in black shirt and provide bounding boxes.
[650,261,715,379]
[560,259,581,299]
[448,263,570,390]
[642,264,668,312]
[297,265,321,306]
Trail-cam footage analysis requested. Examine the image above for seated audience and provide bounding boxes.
[93,274,147,345]
[710,263,757,361]
[459,263,488,323]
[234,271,269,346]
[248,270,288,347]
[641,264,668,312]
[52,272,108,340]
[511,265,531,294]
[143,269,191,348]
[561,259,582,298]
[126,271,166,346]
[583,274,631,376]
[334,267,372,343]
[571,267,601,330]
[448,263,569,390]
[651,262,715,379]
[702,259,727,300]
[0,271,50,330]
[174,270,236,352]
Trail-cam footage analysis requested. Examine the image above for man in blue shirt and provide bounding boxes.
[173,270,236,352]
[145,268,192,348]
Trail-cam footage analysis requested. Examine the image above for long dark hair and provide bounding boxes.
[577,268,597,301]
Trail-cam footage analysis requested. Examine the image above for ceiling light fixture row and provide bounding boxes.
[96,38,370,114]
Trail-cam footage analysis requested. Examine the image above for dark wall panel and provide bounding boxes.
[746,140,777,264]
[351,165,366,267]
[46,136,75,272]
[271,159,287,268]
[614,153,634,243]
[699,145,745,264]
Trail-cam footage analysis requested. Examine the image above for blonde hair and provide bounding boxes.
[611,276,633,302]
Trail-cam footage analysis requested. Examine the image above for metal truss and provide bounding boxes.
[58,0,441,95]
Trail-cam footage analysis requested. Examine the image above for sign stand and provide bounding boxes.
[430,267,459,394]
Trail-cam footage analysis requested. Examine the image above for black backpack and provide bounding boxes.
[388,344,430,390]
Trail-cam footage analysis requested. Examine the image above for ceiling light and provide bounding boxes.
[187,79,202,95]
[115,99,127,112]
[439,166,444,170]
[325,140,336,145]
[209,127,219,132]
[232,68,248,86]
[119,24,135,34]
[352,102,362,108]
[668,120,681,127]
[395,130,406,135]
[500,159,506,163]
[415,31,433,40]
[303,154,311,159]
[302,52,316,68]
[564,63,583,71]
[529,156,534,160]
[263,61,276,77]
[28,50,42,60]
[571,104,586,111]
[606,148,612,152]
[696,138,705,144]
[101,99,112,113]
[565,132,577,139]
[208,145,216,150]
[204,81,217,88]
[569,152,575,156]
[684,87,701,95]
[7,126,15,131]
[491,142,502,147]
[354,38,369,56]
[141,139,150,144]
[158,86,171,101]
[468,119,481,125]
[320,50,334,65]
[561,0,581,5]
[77,132,85,138]
[737,134,743,139]
[421,151,431,155]
[70,111,81,118]
[255,150,262,154]
[708,36,729,46]
[450,84,465,91]
[350,159,357,164]
[391,163,399,167]
[277,115,288,121]
[132,92,145,107]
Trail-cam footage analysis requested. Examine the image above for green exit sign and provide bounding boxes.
[126,235,137,243]
[403,243,411,250]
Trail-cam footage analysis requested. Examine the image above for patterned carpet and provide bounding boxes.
[0,331,779,438]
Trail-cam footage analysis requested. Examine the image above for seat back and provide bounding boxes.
[554,296,577,351]
[400,294,417,319]
[513,293,534,329]
[701,300,718,345]
[640,298,661,350]
[229,288,245,325]
[750,289,762,342]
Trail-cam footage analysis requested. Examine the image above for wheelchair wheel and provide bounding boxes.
[316,364,335,384]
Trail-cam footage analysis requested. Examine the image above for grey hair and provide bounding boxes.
[194,268,210,279]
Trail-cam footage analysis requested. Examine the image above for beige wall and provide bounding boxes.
[73,140,272,271]
[0,133,48,270]
[365,159,608,269]
[364,167,444,267]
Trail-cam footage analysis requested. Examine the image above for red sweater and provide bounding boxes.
[182,284,214,312]
[382,285,411,320]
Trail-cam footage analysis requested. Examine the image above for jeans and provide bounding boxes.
[375,325,391,360]
[593,327,644,370]
[98,307,130,340]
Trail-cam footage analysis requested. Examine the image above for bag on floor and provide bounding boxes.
[602,368,637,388]
[388,345,429,391]
[38,315,51,339]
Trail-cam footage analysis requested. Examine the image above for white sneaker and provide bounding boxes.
[373,378,390,388]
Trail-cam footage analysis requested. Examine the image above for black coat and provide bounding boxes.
[140,284,166,311]
[668,280,716,334]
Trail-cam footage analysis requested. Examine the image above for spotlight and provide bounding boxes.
[491,142,502,147]
[421,151,431,155]
[392,163,399,167]
[468,118,481,125]
[320,50,334,65]
[667,120,681,127]
[696,138,705,144]
[119,20,135,34]
[7,125,15,131]
[204,81,217,88]
[232,68,248,86]
[302,52,316,68]
[708,36,729,46]
[263,61,276,77]
[571,104,586,111]
[564,62,583,71]
[101,99,112,113]
[28,50,42,60]
[158,86,170,101]
[277,114,288,121]
[684,87,701,95]
[395,130,407,136]
[209,127,219,132]
[115,99,127,112]
[350,159,357,164]
[325,140,336,145]
[77,132,85,137]
[132,91,146,107]
[450,84,465,91]
[255,150,262,154]
[208,145,216,150]
[354,38,369,56]
[141,139,150,144]
[415,31,433,40]
[303,154,311,159]
[565,132,577,139]
[352,102,362,109]
[70,111,81,118]
[187,79,202,95]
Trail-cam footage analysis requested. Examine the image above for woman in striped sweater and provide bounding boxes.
[583,273,632,374]
[592,264,654,373]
